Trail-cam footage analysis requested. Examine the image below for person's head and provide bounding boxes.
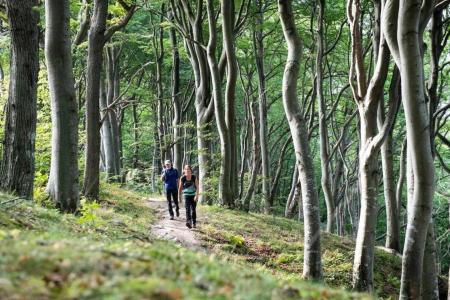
[183,164,193,175]
[164,160,172,169]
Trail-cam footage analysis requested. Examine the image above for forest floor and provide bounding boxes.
[0,184,373,299]
[148,198,201,250]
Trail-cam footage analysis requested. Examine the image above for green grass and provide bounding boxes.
[0,184,370,299]
[197,205,402,298]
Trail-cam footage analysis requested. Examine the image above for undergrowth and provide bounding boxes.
[0,184,370,299]
[197,205,402,298]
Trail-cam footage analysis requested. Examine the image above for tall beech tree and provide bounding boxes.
[83,0,136,199]
[383,0,436,297]
[45,0,80,212]
[347,0,399,291]
[0,0,39,198]
[278,0,322,280]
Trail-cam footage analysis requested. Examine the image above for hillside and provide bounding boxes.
[0,185,371,300]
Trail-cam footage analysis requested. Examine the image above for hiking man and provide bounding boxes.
[161,160,180,220]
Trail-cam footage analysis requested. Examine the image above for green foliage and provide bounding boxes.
[78,198,101,225]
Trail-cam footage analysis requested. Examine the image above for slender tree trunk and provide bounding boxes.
[169,17,182,173]
[383,0,435,297]
[316,0,334,233]
[0,0,39,198]
[222,0,238,206]
[254,0,271,213]
[285,164,299,218]
[83,0,108,199]
[45,0,80,212]
[206,0,233,207]
[132,102,139,168]
[379,67,400,252]
[279,0,322,280]
[100,75,116,181]
[242,99,261,212]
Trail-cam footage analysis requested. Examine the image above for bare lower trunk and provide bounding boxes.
[45,0,79,212]
[422,221,439,299]
[279,0,322,280]
[170,20,182,173]
[285,164,299,218]
[0,0,39,198]
[242,99,260,212]
[222,0,238,206]
[379,67,400,252]
[254,0,271,213]
[383,0,435,297]
[83,0,108,199]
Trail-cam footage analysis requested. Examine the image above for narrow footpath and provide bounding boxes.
[147,198,203,251]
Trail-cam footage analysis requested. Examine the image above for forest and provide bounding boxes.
[0,0,449,299]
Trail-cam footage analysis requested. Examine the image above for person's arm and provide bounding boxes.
[178,177,183,203]
[194,177,199,202]
[160,168,166,181]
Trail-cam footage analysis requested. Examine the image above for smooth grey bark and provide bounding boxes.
[83,0,135,199]
[222,0,238,206]
[279,0,322,280]
[170,0,215,204]
[45,0,80,213]
[83,0,108,199]
[383,0,435,297]
[379,67,400,252]
[242,98,261,212]
[348,0,399,291]
[169,15,182,173]
[254,0,271,214]
[316,0,334,233]
[101,45,122,182]
[206,0,233,207]
[285,163,299,218]
[0,0,39,199]
[153,6,167,166]
[132,101,139,168]
[269,136,291,205]
[100,75,116,181]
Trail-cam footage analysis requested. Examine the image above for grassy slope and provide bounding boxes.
[0,184,369,300]
[197,206,402,298]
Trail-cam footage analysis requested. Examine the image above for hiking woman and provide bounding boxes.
[178,165,199,229]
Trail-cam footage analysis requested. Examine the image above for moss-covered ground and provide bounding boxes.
[197,206,402,299]
[0,184,372,299]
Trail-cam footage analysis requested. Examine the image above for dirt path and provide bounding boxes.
[148,198,203,250]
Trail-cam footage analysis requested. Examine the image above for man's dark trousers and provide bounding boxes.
[166,188,179,217]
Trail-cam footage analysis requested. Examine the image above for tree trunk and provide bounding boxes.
[242,99,261,212]
[379,67,400,252]
[0,0,39,198]
[83,0,108,199]
[132,102,139,168]
[383,0,435,297]
[206,0,233,207]
[222,0,238,206]
[254,0,271,214]
[279,0,322,280]
[285,164,299,218]
[169,16,182,173]
[316,0,334,233]
[45,0,80,212]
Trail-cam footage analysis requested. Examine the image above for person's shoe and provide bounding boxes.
[186,222,192,229]
[193,223,196,228]
[170,216,175,220]
[176,210,180,217]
